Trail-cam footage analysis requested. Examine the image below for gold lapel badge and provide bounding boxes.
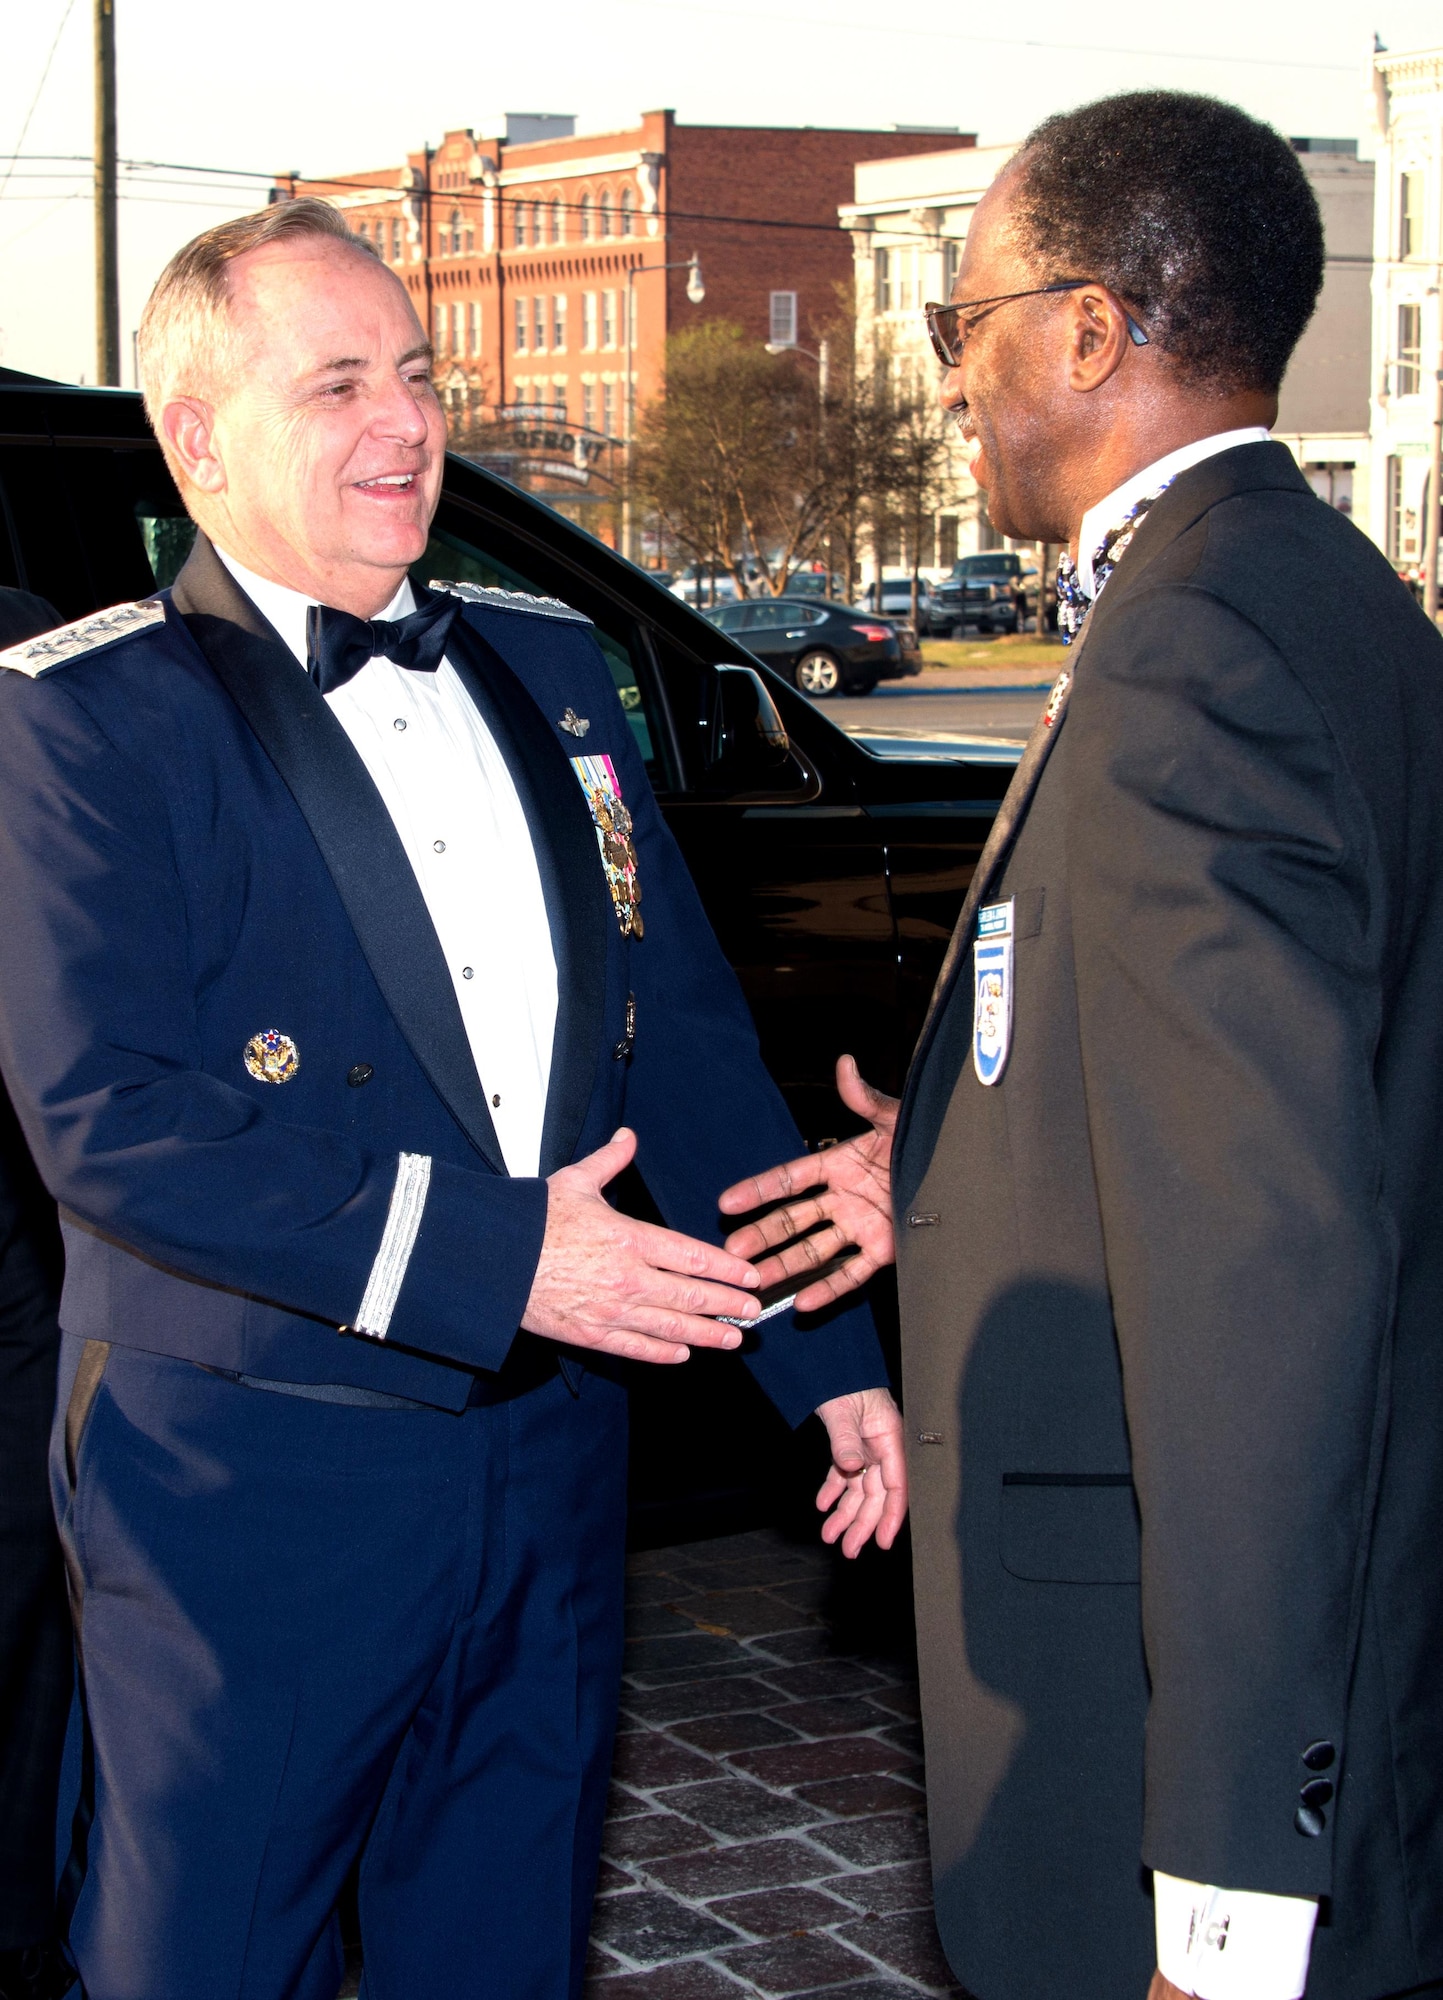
[244,1029,301,1084]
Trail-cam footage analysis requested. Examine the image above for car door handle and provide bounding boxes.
[785,629,806,638]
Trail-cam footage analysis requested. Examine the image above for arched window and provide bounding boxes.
[531,201,543,244]
[449,207,462,256]
[598,191,612,239]
[514,202,527,249]
[550,196,563,244]
[579,193,592,242]
[620,188,634,237]
[355,221,369,243]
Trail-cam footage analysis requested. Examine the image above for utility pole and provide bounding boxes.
[93,0,119,386]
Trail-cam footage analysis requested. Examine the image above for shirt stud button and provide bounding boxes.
[1302,1741,1336,1771]
[461,966,474,979]
[1300,1779,1334,1809]
[346,1063,374,1088]
[1294,1803,1326,1837]
[492,1093,501,1108]
[393,718,407,731]
[434,840,446,852]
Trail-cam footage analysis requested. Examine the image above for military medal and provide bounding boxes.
[570,754,643,938]
[244,1028,300,1084]
[972,900,1014,1086]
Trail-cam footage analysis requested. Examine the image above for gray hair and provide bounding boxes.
[138,197,378,436]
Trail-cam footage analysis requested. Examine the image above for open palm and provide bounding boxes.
[718,1056,898,1312]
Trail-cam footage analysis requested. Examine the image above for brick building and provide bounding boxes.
[277,112,970,547]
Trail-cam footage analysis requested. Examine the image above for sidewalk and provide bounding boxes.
[588,1529,959,2000]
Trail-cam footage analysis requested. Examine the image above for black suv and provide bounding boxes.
[0,367,1014,1529]
[934,550,1038,634]
[702,597,921,697]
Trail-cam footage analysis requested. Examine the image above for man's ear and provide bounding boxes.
[159,397,226,495]
[1066,287,1135,394]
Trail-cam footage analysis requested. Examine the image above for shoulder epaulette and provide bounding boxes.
[0,599,166,678]
[430,578,593,627]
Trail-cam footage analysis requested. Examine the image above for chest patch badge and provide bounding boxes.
[570,753,643,938]
[244,1029,301,1085]
[972,899,1014,1087]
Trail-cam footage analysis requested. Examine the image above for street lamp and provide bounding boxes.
[764,338,829,404]
[621,254,704,563]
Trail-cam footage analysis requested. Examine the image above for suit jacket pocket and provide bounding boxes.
[999,1473,1140,1584]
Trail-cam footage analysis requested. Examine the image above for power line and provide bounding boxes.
[0,0,80,206]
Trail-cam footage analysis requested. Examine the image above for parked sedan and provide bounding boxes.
[703,597,921,696]
[856,576,942,633]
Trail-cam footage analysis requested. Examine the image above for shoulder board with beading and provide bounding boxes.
[0,599,167,678]
[430,579,593,627]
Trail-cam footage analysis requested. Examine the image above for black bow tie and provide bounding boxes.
[305,587,459,695]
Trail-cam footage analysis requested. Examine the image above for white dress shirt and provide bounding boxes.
[214,550,557,1179]
[1070,429,1317,2000]
[1074,427,1272,599]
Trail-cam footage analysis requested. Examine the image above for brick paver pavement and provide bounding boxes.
[588,1528,958,2000]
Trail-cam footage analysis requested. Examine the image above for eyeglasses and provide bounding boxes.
[923,280,1150,368]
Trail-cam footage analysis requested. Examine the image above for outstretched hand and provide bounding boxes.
[523,1127,760,1364]
[718,1056,899,1313]
[815,1387,908,1556]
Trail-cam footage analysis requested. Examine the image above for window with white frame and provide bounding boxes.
[601,290,616,348]
[513,202,527,249]
[582,292,598,350]
[769,292,797,346]
[1397,303,1422,396]
[620,188,635,237]
[452,302,466,354]
[468,300,481,355]
[391,218,402,262]
[1399,172,1422,260]
[875,245,923,314]
[533,296,546,352]
[434,303,447,354]
[943,240,961,297]
[514,296,528,353]
[552,295,567,350]
[582,380,596,432]
[553,381,568,418]
[602,380,616,435]
[579,194,592,242]
[599,191,613,239]
[551,197,563,244]
[448,208,462,255]
[355,222,369,244]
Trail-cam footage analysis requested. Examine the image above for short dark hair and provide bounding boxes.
[1009,92,1324,394]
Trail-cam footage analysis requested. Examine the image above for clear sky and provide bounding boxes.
[0,0,1437,386]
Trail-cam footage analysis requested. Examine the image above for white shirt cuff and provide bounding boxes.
[1155,1872,1317,2000]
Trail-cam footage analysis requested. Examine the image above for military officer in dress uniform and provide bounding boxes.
[723,93,1443,2000]
[0,199,906,2000]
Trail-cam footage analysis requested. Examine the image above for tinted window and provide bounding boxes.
[749,602,802,630]
[416,519,659,775]
[0,439,191,619]
[953,553,1019,578]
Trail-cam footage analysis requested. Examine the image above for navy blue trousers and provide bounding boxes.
[52,1335,627,2000]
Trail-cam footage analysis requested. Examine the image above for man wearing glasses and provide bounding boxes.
[723,90,1443,2000]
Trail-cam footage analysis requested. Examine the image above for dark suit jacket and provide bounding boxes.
[893,443,1443,2000]
[0,539,882,1424]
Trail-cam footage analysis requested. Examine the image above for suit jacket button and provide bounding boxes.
[1302,1740,1335,1771]
[1294,1804,1326,1837]
[347,1064,374,1087]
[1300,1778,1334,1809]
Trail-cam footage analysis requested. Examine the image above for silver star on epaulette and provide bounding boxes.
[558,708,590,737]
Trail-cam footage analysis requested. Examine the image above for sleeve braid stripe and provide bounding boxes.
[353,1152,432,1339]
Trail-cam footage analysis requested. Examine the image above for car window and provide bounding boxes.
[749,602,802,631]
[0,440,195,619]
[709,603,750,632]
[416,520,657,774]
